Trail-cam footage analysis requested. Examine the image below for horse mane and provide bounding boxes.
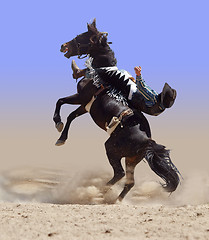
[86,20,117,68]
[89,33,117,67]
[91,44,117,68]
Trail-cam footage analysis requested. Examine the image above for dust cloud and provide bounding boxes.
[0,115,208,206]
[0,166,208,206]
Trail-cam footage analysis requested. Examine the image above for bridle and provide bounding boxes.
[71,38,90,59]
[73,32,112,59]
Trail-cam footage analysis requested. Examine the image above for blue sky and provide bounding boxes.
[0,0,208,175]
[1,0,208,128]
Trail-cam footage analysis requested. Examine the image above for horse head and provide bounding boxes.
[60,19,110,59]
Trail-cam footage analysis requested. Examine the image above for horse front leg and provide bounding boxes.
[55,105,87,146]
[53,93,81,132]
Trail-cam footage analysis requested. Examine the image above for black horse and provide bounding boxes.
[53,19,180,201]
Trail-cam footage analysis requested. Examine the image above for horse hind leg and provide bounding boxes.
[105,142,125,187]
[106,155,125,187]
[118,156,142,201]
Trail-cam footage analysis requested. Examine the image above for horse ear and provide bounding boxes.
[92,18,96,28]
[87,18,97,32]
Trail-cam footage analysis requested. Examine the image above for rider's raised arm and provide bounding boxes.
[134,66,159,108]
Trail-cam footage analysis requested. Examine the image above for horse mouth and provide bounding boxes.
[60,47,72,58]
[64,51,72,58]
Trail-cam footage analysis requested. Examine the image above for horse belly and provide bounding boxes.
[89,101,107,130]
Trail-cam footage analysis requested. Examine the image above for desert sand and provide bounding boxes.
[0,202,208,240]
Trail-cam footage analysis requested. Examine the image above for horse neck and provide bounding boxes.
[90,46,117,68]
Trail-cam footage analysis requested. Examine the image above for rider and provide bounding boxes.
[71,60,176,116]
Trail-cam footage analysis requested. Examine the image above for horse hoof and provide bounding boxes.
[56,122,64,132]
[55,139,65,146]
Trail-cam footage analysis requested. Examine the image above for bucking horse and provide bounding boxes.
[53,19,181,201]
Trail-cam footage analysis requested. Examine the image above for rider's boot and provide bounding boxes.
[71,60,86,79]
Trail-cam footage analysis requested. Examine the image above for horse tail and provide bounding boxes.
[145,139,181,192]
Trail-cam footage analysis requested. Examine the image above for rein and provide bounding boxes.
[74,38,90,59]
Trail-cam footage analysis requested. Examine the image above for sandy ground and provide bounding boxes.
[0,167,209,240]
[0,202,209,240]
